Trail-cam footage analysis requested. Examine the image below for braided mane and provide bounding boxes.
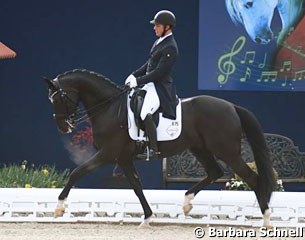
[57,69,122,90]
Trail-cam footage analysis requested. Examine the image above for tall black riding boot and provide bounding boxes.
[143,114,161,158]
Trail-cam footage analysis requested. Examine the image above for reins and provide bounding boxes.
[54,83,130,128]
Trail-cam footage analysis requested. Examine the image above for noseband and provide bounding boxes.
[49,87,78,130]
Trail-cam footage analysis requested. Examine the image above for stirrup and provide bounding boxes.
[147,148,161,160]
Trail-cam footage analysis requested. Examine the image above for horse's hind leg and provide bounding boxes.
[227,155,271,227]
[183,148,224,215]
[119,159,153,228]
[55,150,107,217]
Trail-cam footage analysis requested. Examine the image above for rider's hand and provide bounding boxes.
[125,74,137,88]
[125,74,134,84]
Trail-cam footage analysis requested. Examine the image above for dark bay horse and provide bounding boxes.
[45,69,276,227]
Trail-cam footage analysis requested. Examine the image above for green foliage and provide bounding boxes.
[0,161,70,188]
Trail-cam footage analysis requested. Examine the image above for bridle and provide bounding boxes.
[49,81,130,131]
[49,87,79,131]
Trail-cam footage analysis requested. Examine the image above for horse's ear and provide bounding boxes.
[43,77,57,91]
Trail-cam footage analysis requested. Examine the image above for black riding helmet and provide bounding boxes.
[150,10,176,27]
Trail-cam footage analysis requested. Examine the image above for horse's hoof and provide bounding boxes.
[54,208,65,218]
[138,217,152,229]
[263,209,272,228]
[183,204,193,215]
[263,223,273,229]
[138,221,151,229]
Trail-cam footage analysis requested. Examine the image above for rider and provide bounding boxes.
[125,10,179,158]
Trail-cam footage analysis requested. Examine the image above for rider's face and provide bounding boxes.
[154,24,166,37]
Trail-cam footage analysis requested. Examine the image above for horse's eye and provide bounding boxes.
[245,1,253,9]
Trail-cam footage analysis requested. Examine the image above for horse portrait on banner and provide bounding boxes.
[225,0,304,44]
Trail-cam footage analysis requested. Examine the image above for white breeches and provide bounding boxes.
[140,82,160,121]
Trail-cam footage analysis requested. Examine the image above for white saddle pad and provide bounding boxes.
[127,93,182,141]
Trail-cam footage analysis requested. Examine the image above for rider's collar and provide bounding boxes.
[156,32,173,45]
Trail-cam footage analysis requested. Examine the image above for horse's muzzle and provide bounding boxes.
[53,115,74,134]
[255,31,273,44]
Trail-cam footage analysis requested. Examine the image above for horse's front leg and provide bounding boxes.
[119,159,153,228]
[55,150,108,217]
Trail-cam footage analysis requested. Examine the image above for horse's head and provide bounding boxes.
[226,0,278,44]
[45,77,79,134]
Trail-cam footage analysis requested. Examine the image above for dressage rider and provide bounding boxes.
[125,10,179,158]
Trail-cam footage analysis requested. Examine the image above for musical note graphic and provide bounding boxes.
[240,67,251,82]
[240,51,255,64]
[257,71,278,82]
[293,70,305,81]
[217,36,246,84]
[281,78,287,87]
[279,60,292,72]
[258,53,267,68]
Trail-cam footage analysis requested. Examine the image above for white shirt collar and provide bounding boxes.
[156,32,173,45]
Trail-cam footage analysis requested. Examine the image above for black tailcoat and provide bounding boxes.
[132,35,178,120]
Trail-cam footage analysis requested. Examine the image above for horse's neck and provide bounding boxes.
[77,76,124,131]
[277,0,303,32]
[75,73,121,115]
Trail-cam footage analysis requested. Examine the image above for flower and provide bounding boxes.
[225,163,284,191]
[21,160,27,170]
[49,181,57,188]
[276,179,285,191]
[41,169,49,175]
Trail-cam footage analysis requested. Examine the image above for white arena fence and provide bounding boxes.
[0,188,304,227]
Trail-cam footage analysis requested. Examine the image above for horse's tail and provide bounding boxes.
[234,105,276,207]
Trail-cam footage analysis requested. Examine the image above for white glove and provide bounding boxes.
[125,74,137,88]
[125,74,134,84]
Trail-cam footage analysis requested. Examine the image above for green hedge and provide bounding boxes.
[0,161,70,188]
